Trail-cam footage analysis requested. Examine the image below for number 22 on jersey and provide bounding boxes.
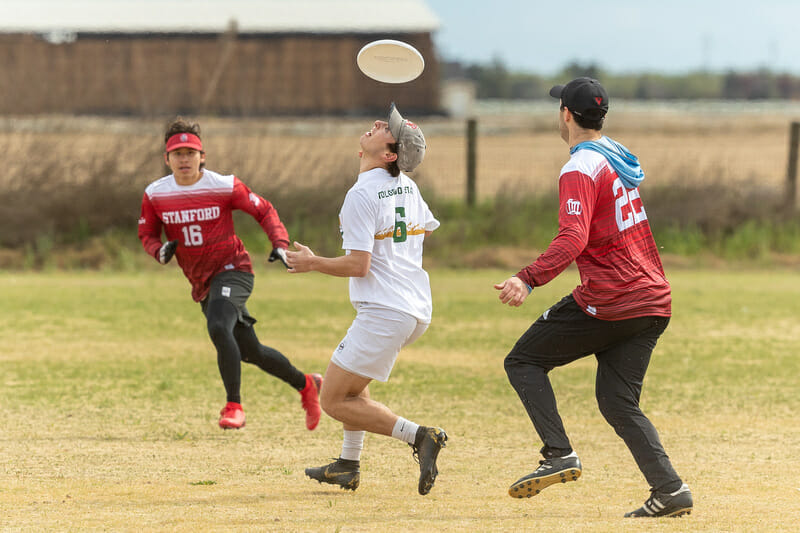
[613,178,647,232]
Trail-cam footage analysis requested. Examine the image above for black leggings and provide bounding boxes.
[504,294,681,492]
[205,298,306,404]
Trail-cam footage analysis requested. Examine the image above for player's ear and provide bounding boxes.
[384,151,398,163]
[163,152,170,166]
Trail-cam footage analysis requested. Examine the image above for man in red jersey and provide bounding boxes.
[138,117,321,431]
[494,78,692,518]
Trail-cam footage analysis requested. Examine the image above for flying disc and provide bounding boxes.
[357,39,425,84]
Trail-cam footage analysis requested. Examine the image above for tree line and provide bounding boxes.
[443,60,800,100]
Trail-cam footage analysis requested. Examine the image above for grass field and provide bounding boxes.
[1,266,799,531]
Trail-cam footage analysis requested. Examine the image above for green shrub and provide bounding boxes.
[1,151,798,269]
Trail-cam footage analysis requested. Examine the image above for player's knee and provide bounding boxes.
[206,302,237,341]
[206,317,226,340]
[207,316,235,342]
[504,351,544,382]
[318,389,346,421]
[503,351,521,375]
[319,394,339,420]
[596,393,633,426]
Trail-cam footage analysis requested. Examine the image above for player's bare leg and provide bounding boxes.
[305,362,447,494]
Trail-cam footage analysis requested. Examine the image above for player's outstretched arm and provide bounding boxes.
[494,276,531,307]
[286,241,371,278]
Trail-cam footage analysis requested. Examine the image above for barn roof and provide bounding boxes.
[0,0,440,35]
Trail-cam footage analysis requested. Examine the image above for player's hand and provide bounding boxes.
[158,240,179,265]
[268,247,289,268]
[494,276,530,307]
[285,241,315,273]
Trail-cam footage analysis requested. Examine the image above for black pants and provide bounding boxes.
[504,294,681,492]
[201,271,306,403]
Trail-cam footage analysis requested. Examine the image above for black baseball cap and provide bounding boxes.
[549,77,609,119]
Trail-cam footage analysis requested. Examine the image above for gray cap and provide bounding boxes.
[387,102,426,172]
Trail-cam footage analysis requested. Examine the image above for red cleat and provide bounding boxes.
[300,373,323,430]
[219,402,246,429]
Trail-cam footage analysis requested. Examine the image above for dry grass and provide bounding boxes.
[422,110,794,198]
[1,110,796,260]
[1,267,799,531]
[0,110,794,198]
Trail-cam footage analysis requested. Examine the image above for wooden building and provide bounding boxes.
[0,0,441,116]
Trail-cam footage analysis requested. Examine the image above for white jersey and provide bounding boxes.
[340,167,440,322]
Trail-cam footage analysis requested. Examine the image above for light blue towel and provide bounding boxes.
[570,136,645,189]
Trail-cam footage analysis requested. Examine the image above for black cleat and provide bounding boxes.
[625,483,693,518]
[508,454,582,498]
[305,458,360,491]
[410,426,448,495]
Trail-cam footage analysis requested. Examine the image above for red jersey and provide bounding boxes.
[138,169,289,302]
[516,148,671,320]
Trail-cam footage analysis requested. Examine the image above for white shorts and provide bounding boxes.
[331,303,429,382]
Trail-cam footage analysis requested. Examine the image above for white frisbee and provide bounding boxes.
[357,39,425,84]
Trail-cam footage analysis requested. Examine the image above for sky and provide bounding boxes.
[425,0,800,75]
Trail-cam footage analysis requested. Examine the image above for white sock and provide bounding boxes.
[562,450,579,459]
[671,483,690,495]
[391,417,420,445]
[340,430,365,462]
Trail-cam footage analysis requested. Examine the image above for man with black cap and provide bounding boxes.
[286,103,447,496]
[493,78,692,518]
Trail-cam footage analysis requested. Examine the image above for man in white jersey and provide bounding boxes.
[286,103,447,495]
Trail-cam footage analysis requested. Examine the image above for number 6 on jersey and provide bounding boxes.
[393,207,407,243]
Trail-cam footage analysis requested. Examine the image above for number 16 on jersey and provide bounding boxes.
[182,224,204,246]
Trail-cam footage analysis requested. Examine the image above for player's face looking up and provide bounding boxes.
[360,120,396,152]
[165,147,205,185]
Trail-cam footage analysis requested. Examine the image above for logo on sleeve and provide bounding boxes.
[566,198,582,215]
[249,192,261,207]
